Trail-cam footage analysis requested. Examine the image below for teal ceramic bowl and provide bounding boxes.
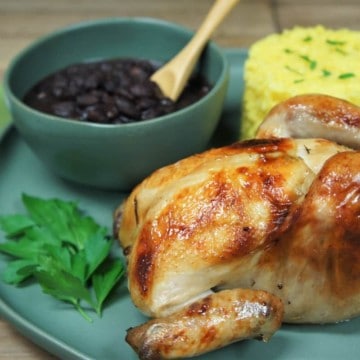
[4,17,229,191]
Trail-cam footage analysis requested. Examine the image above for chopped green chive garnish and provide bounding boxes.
[284,48,293,54]
[335,48,347,55]
[322,69,332,77]
[338,73,355,79]
[303,36,312,42]
[300,55,317,70]
[326,39,346,46]
[294,79,304,84]
[285,65,303,75]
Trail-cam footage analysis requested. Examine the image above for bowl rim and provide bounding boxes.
[4,16,229,130]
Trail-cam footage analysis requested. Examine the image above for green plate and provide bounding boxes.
[1,49,360,360]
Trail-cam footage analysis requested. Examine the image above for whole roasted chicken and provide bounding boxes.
[114,94,360,359]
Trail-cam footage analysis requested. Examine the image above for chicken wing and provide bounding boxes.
[256,94,360,149]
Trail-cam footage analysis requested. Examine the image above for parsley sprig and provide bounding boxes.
[0,194,125,322]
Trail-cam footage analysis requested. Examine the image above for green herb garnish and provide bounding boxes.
[284,65,302,75]
[322,69,332,77]
[0,194,125,322]
[303,36,313,42]
[326,39,346,46]
[299,55,317,70]
[335,48,347,55]
[338,73,355,79]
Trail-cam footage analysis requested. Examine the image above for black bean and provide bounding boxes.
[67,80,81,97]
[23,57,212,124]
[36,91,47,100]
[83,105,108,123]
[115,87,135,100]
[76,94,99,106]
[84,74,100,89]
[136,97,157,111]
[72,75,84,88]
[115,96,140,118]
[104,79,116,93]
[53,75,67,89]
[52,101,75,118]
[141,107,165,120]
[104,103,119,120]
[100,92,113,104]
[129,65,148,80]
[160,98,174,107]
[52,86,65,98]
[130,83,156,98]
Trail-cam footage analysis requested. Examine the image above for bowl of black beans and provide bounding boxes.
[4,17,229,190]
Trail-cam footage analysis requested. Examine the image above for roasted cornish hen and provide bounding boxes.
[114,94,360,359]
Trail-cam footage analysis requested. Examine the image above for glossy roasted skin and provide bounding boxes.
[254,151,360,323]
[115,94,360,359]
[117,137,351,318]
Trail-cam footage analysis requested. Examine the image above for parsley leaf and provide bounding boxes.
[0,214,35,237]
[0,194,125,322]
[83,230,113,280]
[2,259,38,284]
[93,259,125,316]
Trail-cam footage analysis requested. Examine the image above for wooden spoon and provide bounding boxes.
[150,0,240,101]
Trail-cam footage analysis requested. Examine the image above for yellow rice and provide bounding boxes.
[241,25,360,139]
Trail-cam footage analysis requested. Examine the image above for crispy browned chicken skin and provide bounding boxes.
[115,94,360,359]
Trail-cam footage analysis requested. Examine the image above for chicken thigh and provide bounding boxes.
[114,94,360,359]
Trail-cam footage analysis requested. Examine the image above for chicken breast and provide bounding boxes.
[117,137,354,319]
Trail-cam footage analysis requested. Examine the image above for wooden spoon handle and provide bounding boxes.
[151,0,240,101]
[189,0,240,56]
